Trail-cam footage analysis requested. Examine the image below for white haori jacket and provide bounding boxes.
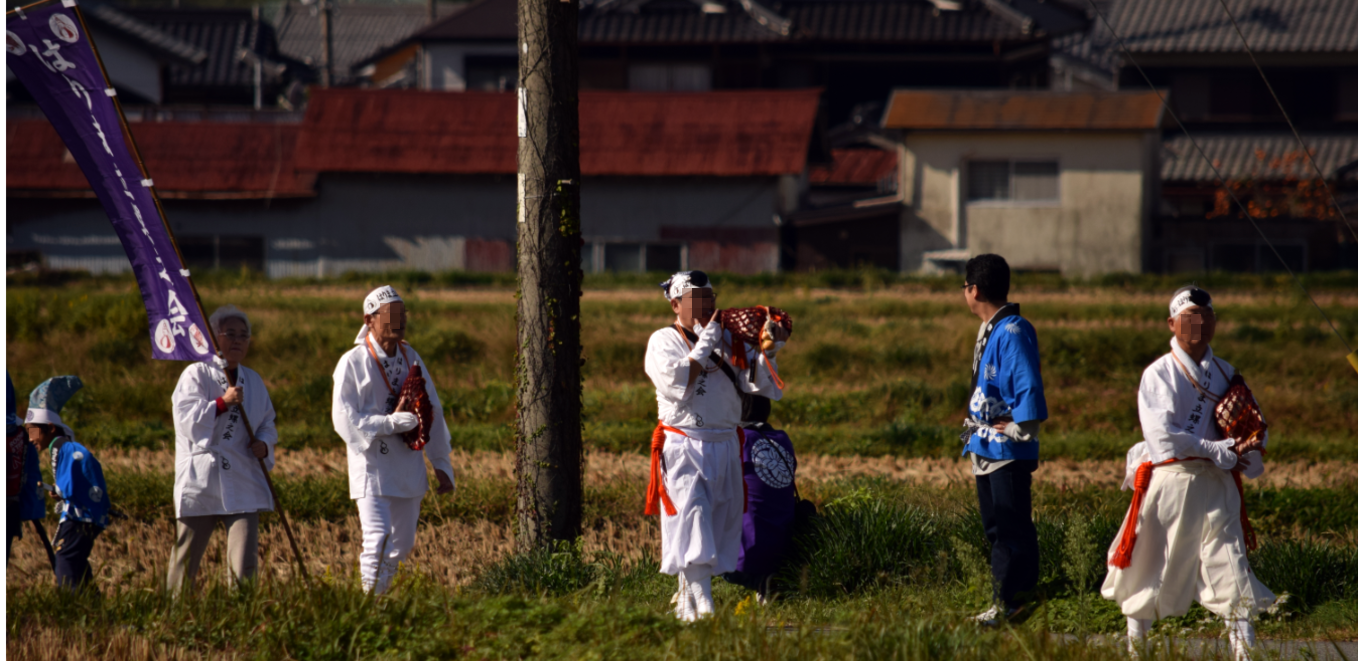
[171,361,278,519]
[645,324,783,575]
[1125,338,1266,487]
[645,325,783,431]
[1102,339,1273,620]
[332,334,455,500]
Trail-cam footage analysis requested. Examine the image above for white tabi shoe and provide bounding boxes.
[672,574,697,622]
[689,576,715,618]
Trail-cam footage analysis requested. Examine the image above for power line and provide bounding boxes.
[1083,0,1352,354]
[1210,0,1358,245]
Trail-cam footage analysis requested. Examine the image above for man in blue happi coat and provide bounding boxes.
[24,376,111,591]
[960,254,1047,625]
[7,373,47,564]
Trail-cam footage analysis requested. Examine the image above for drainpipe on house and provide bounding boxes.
[252,5,262,110]
[319,0,333,87]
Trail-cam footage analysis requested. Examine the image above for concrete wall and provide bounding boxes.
[8,173,782,275]
[899,132,1152,276]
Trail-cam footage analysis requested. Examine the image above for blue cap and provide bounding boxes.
[28,375,84,415]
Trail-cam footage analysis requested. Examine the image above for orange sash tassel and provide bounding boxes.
[1109,457,1257,569]
[646,423,684,516]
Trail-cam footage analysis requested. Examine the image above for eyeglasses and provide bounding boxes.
[219,333,251,342]
[961,283,975,290]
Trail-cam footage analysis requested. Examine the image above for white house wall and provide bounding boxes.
[904,132,1148,276]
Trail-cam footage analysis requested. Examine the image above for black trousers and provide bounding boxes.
[975,459,1040,609]
[53,520,101,591]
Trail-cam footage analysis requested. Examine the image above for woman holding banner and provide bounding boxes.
[168,305,278,594]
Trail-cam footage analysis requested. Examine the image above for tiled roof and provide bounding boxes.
[6,120,314,198]
[294,88,822,176]
[1055,0,1358,88]
[404,0,1071,47]
[1105,0,1358,54]
[275,3,432,84]
[412,0,518,41]
[782,0,1046,43]
[129,9,290,90]
[82,2,207,65]
[1161,133,1358,182]
[882,90,1164,130]
[809,148,898,185]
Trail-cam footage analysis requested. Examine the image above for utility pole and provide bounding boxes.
[514,0,583,550]
[318,0,334,87]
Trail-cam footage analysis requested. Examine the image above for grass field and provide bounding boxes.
[6,270,1358,659]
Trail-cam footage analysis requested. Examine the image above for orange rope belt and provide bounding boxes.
[1109,457,1257,569]
[644,424,749,517]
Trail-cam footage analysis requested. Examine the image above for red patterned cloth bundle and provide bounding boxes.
[396,364,433,451]
[718,307,792,384]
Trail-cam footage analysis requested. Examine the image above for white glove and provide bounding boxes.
[382,412,419,435]
[1203,439,1239,471]
[687,316,723,369]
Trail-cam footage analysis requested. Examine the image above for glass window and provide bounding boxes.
[604,243,644,272]
[967,161,1010,201]
[628,64,712,92]
[967,160,1058,202]
[646,244,682,273]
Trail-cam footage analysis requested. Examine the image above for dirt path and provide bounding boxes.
[94,448,1357,490]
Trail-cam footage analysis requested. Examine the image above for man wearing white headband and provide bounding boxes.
[332,285,455,594]
[645,271,788,621]
[168,305,278,594]
[1102,286,1272,660]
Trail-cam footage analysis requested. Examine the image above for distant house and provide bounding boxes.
[358,0,1087,124]
[1157,134,1358,273]
[1052,0,1358,272]
[274,2,441,88]
[124,7,296,107]
[5,2,206,106]
[789,147,902,271]
[880,89,1165,275]
[7,88,820,276]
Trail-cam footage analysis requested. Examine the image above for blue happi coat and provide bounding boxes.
[49,438,110,528]
[962,306,1047,462]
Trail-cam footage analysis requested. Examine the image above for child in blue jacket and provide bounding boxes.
[24,376,110,591]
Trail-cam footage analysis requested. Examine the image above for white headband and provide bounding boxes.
[1169,288,1213,318]
[364,286,402,315]
[661,271,712,301]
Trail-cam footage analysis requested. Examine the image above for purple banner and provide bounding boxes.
[7,1,214,362]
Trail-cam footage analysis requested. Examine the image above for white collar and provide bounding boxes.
[976,304,1013,341]
[1170,336,1215,383]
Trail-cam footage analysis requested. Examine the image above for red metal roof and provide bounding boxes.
[294,88,822,176]
[882,90,1165,131]
[6,120,314,198]
[809,148,898,185]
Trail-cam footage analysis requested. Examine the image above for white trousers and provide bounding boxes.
[1102,461,1274,620]
[356,495,422,594]
[659,429,743,577]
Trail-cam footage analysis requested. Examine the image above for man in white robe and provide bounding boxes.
[168,305,278,593]
[644,271,787,621]
[1102,286,1272,660]
[332,286,455,594]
